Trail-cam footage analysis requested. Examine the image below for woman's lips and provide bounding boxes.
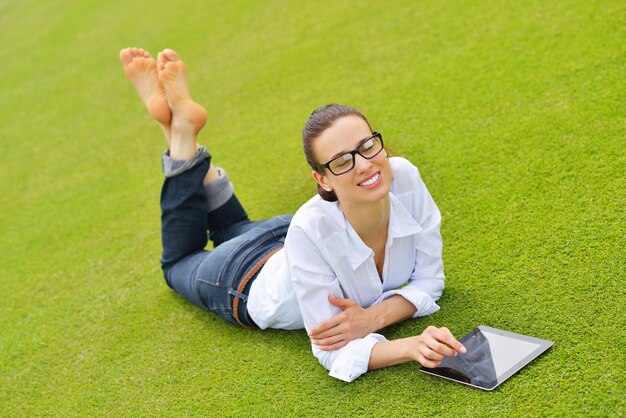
[358,171,381,189]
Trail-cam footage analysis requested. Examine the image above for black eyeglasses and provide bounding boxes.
[308,132,384,176]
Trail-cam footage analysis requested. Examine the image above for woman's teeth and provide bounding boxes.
[359,173,380,187]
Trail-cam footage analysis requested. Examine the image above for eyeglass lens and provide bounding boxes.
[328,134,383,174]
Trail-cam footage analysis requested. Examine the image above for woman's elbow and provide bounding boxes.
[311,344,337,372]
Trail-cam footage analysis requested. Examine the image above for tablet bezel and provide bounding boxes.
[419,325,554,391]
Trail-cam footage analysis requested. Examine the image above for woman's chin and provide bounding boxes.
[356,182,391,202]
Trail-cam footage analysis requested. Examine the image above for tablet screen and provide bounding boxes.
[420,326,553,390]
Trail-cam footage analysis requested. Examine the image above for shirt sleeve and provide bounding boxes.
[378,161,445,317]
[285,222,388,382]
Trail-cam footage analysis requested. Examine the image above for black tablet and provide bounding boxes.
[420,325,553,391]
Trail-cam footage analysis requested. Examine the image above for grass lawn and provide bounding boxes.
[1,0,624,415]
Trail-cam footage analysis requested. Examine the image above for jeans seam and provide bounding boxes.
[225,227,276,290]
[215,237,251,287]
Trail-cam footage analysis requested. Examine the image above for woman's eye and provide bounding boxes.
[361,139,374,151]
[330,155,352,171]
[335,155,351,167]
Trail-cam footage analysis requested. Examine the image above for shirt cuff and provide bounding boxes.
[377,288,440,318]
[327,333,388,382]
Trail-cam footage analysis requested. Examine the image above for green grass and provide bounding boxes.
[1,0,624,415]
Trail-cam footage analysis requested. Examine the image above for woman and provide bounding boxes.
[120,47,466,382]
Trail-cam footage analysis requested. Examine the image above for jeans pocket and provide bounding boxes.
[193,237,247,311]
[196,237,250,288]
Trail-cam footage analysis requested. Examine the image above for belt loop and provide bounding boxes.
[228,289,248,301]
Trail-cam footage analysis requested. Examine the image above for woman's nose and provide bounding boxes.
[354,153,373,173]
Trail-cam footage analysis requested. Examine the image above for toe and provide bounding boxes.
[119,48,133,65]
[157,55,166,71]
[162,48,179,62]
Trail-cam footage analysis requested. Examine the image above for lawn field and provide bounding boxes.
[0,0,624,416]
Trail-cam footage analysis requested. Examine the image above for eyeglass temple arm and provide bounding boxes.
[307,160,326,173]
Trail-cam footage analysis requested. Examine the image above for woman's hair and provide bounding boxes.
[302,104,373,202]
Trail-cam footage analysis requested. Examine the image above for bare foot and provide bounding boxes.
[158,49,220,183]
[157,49,207,144]
[119,47,172,142]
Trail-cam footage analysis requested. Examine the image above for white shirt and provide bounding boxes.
[247,156,445,382]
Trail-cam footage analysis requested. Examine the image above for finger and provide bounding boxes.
[419,345,445,362]
[434,328,466,354]
[328,294,357,309]
[311,333,344,347]
[424,336,457,357]
[417,353,442,369]
[315,339,349,351]
[309,322,346,340]
[308,316,342,337]
[425,351,445,362]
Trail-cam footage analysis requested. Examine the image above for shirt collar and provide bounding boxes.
[343,192,422,270]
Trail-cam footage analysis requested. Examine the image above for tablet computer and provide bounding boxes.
[420,325,553,391]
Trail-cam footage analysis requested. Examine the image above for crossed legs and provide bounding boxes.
[119,47,219,185]
[119,49,287,326]
[120,47,253,272]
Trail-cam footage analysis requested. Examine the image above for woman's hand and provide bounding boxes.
[308,295,375,351]
[410,326,466,368]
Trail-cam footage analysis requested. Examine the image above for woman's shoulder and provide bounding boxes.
[389,156,422,193]
[389,156,419,176]
[290,195,345,236]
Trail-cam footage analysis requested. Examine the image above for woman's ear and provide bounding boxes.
[311,170,333,192]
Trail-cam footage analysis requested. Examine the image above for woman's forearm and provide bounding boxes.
[367,295,417,333]
[369,326,466,371]
[368,336,419,370]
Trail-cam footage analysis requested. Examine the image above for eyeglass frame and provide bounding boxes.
[308,132,384,176]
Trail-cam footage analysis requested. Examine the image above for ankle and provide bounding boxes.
[162,145,210,178]
[169,145,197,160]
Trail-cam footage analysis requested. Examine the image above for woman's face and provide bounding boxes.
[311,116,392,207]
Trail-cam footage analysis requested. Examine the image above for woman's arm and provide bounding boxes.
[369,326,466,370]
[309,295,416,351]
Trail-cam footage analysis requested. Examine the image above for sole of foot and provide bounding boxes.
[119,47,172,127]
[156,49,207,135]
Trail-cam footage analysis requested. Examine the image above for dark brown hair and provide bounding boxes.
[302,104,373,202]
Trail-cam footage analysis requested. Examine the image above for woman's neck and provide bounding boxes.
[341,196,391,243]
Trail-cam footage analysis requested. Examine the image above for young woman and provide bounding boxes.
[120,47,465,382]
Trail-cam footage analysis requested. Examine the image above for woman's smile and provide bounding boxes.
[357,171,381,189]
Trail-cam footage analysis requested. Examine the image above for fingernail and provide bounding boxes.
[460,345,467,354]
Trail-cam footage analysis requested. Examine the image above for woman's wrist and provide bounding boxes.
[402,335,421,362]
[366,295,416,333]
[367,307,385,334]
[369,337,418,370]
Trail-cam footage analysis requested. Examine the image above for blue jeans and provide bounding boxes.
[160,154,292,328]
